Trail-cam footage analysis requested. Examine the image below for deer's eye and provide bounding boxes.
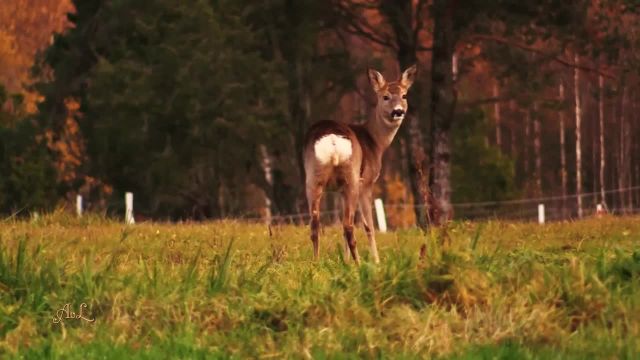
[383,95,390,101]
[402,94,407,99]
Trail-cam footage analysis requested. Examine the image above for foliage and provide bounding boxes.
[0,0,73,111]
[31,0,361,219]
[451,109,516,203]
[34,0,290,219]
[0,85,57,214]
[2,0,640,221]
[0,215,639,357]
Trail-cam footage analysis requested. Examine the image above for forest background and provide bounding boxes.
[2,0,640,227]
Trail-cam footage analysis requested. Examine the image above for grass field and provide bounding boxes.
[0,213,639,359]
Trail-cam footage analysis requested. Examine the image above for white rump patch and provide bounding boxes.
[314,134,352,166]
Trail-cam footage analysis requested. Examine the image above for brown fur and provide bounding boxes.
[303,65,417,264]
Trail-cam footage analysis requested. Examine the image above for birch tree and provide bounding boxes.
[574,54,583,218]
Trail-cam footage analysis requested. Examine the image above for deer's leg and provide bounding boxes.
[305,158,332,261]
[359,188,380,264]
[342,178,360,264]
[306,183,324,261]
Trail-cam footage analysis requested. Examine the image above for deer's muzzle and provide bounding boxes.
[390,109,405,121]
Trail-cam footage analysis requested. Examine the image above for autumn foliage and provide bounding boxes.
[1,0,640,221]
[0,0,73,111]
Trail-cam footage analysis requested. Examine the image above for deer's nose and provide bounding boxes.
[391,108,405,118]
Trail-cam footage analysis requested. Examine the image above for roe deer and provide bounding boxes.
[303,65,417,264]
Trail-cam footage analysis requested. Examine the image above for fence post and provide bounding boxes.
[538,203,545,224]
[374,198,387,233]
[125,192,135,224]
[76,195,83,217]
[596,203,604,218]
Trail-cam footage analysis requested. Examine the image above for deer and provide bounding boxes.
[303,64,417,264]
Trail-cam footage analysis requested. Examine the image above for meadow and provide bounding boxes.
[0,213,639,359]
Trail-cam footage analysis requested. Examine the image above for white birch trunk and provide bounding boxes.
[493,82,502,149]
[510,101,517,158]
[524,109,530,177]
[260,144,273,223]
[618,87,627,212]
[533,102,542,196]
[559,83,568,216]
[598,75,606,208]
[574,55,583,218]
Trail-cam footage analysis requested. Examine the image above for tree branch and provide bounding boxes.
[469,34,617,79]
[412,0,430,53]
[458,96,507,109]
[333,1,397,50]
[343,25,396,49]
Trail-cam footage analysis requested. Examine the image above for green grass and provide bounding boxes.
[1,212,639,359]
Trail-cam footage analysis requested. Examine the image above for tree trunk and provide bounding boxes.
[559,83,568,218]
[611,103,618,210]
[402,116,429,228]
[259,144,273,223]
[636,164,639,210]
[524,109,530,179]
[493,82,502,150]
[635,94,639,210]
[533,102,542,196]
[624,89,632,212]
[510,101,517,159]
[292,59,311,213]
[218,179,227,218]
[428,0,456,225]
[598,75,606,208]
[574,54,583,218]
[618,86,627,213]
[592,97,597,206]
[380,0,429,229]
[635,163,639,210]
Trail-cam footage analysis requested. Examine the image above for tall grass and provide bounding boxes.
[0,214,639,358]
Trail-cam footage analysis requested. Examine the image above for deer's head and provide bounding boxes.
[367,65,417,126]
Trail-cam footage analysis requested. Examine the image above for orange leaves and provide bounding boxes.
[0,29,24,93]
[39,98,113,208]
[43,98,84,184]
[42,96,113,204]
[0,0,74,110]
[377,174,417,228]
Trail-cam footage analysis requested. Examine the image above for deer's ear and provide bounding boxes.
[400,64,417,89]
[367,68,386,93]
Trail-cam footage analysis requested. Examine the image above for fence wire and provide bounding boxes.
[244,185,640,227]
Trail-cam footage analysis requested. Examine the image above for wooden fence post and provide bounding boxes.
[374,198,388,233]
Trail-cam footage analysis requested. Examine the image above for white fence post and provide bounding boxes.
[596,203,604,218]
[76,195,83,217]
[538,203,545,224]
[374,198,387,233]
[125,192,135,224]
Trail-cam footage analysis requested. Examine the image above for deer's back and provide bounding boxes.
[303,120,381,184]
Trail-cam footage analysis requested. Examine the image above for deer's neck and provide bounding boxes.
[365,111,401,152]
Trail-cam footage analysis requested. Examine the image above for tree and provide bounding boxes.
[427,0,457,224]
[243,0,359,215]
[598,74,606,208]
[0,84,56,214]
[330,0,433,228]
[0,0,74,111]
[574,55,584,218]
[34,0,288,219]
[559,82,568,216]
[451,109,515,205]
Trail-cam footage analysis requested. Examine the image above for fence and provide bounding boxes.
[253,185,640,228]
[76,186,640,228]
